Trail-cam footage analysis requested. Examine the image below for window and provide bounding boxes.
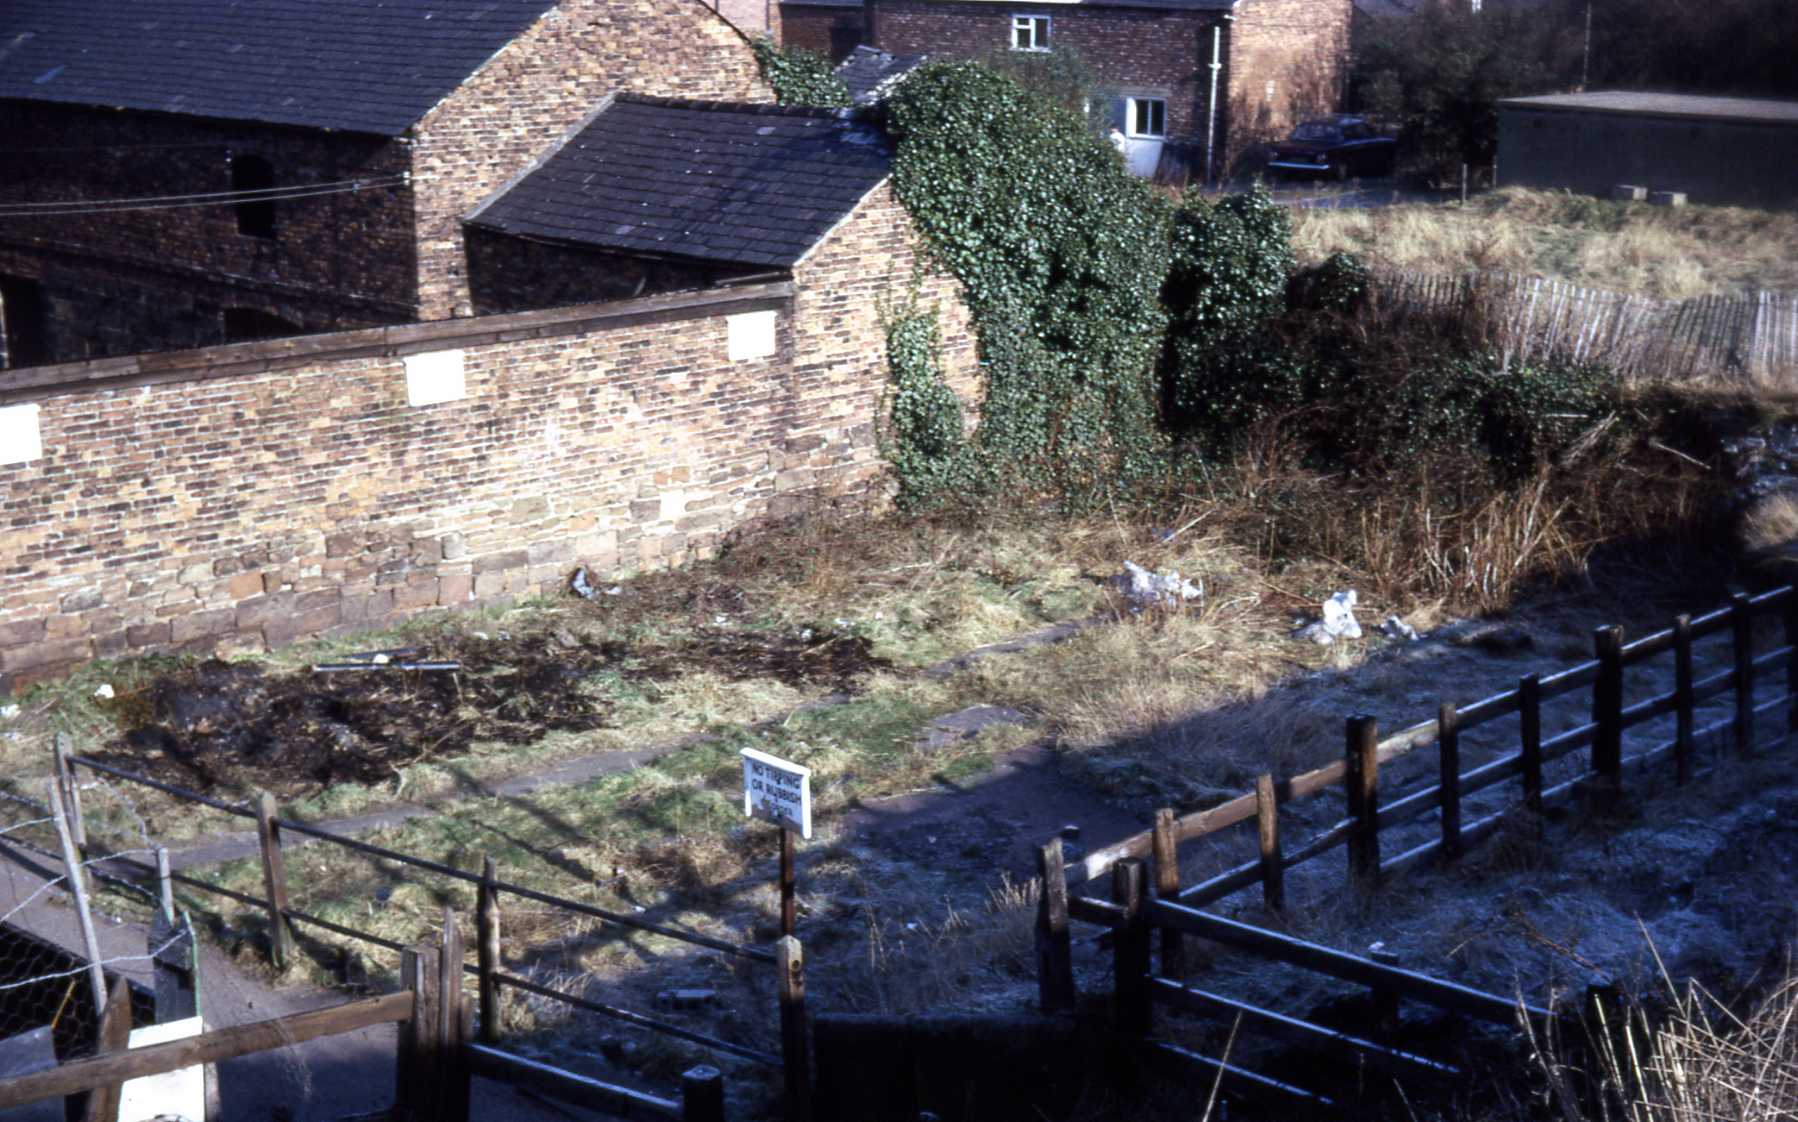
[0,275,49,369]
[1126,97,1167,139]
[1010,14,1049,51]
[230,153,277,239]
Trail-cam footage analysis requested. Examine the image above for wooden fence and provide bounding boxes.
[1380,271,1798,386]
[0,911,730,1122]
[1035,586,1796,1103]
[42,752,814,1121]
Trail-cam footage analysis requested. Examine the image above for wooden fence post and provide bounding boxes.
[1254,774,1284,913]
[681,1065,725,1122]
[254,791,294,971]
[776,935,811,1122]
[1592,626,1625,800]
[1437,702,1462,863]
[396,942,442,1122]
[53,734,87,857]
[1673,615,1695,785]
[1345,716,1381,887]
[779,827,797,939]
[1150,809,1184,979]
[1519,674,1543,817]
[477,855,501,1045]
[1034,840,1074,1014]
[1111,858,1151,1036]
[1732,593,1755,755]
[49,778,107,1017]
[1785,591,1798,734]
[80,977,133,1122]
[438,910,471,1122]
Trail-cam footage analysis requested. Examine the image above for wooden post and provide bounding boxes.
[1034,840,1074,1014]
[1732,593,1755,755]
[776,935,811,1122]
[154,846,175,926]
[1111,858,1151,1036]
[1438,702,1461,862]
[439,910,472,1122]
[1785,592,1798,734]
[1254,774,1284,913]
[477,855,501,1045]
[53,733,87,856]
[779,827,797,939]
[254,791,294,971]
[681,1065,725,1122]
[1674,615,1695,785]
[80,977,133,1122]
[1150,808,1184,978]
[49,778,107,1017]
[1345,716,1381,887]
[1519,674,1544,817]
[1592,626,1625,797]
[151,913,198,1025]
[396,942,443,1122]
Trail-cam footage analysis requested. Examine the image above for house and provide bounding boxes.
[859,0,1353,179]
[1497,92,1798,208]
[0,0,772,369]
[781,0,869,59]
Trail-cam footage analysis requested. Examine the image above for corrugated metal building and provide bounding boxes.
[1497,91,1798,208]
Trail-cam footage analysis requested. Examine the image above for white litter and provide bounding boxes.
[0,705,18,720]
[1381,615,1420,642]
[1113,561,1203,610]
[1291,590,1362,645]
[93,683,115,700]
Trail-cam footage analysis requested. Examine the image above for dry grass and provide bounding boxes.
[1533,949,1798,1122]
[1291,189,1798,299]
[835,874,1039,1015]
[1743,493,1798,555]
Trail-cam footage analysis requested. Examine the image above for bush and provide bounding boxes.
[883,62,1172,502]
[751,38,850,108]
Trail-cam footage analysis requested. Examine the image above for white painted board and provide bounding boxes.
[0,403,43,465]
[741,747,811,839]
[119,1015,206,1122]
[726,310,777,362]
[404,348,467,406]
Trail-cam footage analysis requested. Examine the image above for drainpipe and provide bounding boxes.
[1204,18,1227,187]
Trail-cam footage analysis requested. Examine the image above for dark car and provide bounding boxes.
[1264,116,1397,180]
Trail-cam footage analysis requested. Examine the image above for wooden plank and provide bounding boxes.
[777,936,810,1122]
[1733,593,1756,755]
[1150,978,1460,1079]
[1145,900,1553,1025]
[680,1065,725,1122]
[1151,810,1184,977]
[1254,775,1284,913]
[1520,673,1543,815]
[1438,703,1461,863]
[1068,895,1125,926]
[1674,615,1695,785]
[255,791,294,971]
[1619,626,1677,663]
[440,912,471,1122]
[0,992,412,1110]
[1035,841,1075,1011]
[779,827,797,939]
[1620,690,1680,728]
[467,1045,679,1121]
[81,978,133,1122]
[1112,860,1152,1035]
[1456,689,1519,729]
[1785,595,1798,736]
[477,856,501,1045]
[1592,626,1625,791]
[49,778,107,1017]
[1176,859,1261,908]
[1144,1040,1335,1108]
[1539,659,1601,699]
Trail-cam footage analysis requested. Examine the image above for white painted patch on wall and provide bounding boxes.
[727,310,778,362]
[544,416,562,455]
[0,403,43,465]
[404,348,467,406]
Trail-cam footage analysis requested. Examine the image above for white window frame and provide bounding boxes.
[1124,96,1167,139]
[1010,14,1050,52]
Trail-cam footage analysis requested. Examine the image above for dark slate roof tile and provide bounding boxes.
[0,0,557,135]
[466,96,892,269]
[835,46,928,106]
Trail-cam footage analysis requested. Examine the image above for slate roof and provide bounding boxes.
[0,0,558,135]
[836,46,926,106]
[465,96,893,269]
[1500,91,1798,127]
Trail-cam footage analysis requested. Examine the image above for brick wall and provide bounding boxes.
[0,180,978,692]
[779,3,866,59]
[0,103,415,365]
[409,0,776,321]
[1225,0,1351,165]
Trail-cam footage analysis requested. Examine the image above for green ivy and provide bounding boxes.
[881,62,1172,504]
[880,308,972,509]
[751,38,851,108]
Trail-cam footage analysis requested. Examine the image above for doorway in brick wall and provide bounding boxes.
[0,274,49,369]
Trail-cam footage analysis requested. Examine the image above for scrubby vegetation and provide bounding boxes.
[750,38,849,108]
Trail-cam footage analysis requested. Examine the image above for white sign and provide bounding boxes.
[404,348,467,406]
[726,310,778,362]
[741,747,811,839]
[0,403,43,465]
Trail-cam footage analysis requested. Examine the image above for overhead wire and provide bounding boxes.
[0,175,416,218]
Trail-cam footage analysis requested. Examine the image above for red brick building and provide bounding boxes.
[857,0,1352,179]
[0,0,772,368]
